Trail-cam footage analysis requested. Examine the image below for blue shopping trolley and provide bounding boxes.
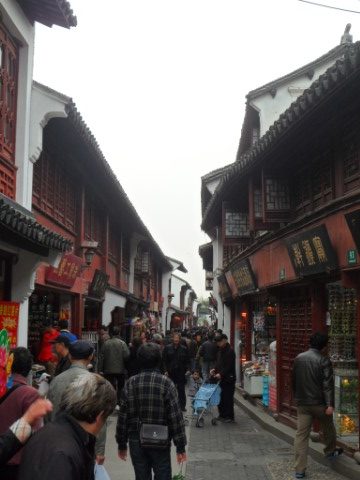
[192,381,221,428]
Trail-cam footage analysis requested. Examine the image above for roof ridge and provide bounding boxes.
[201,41,360,230]
[247,43,350,100]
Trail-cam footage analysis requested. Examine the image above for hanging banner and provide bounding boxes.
[229,258,257,296]
[0,301,19,349]
[46,253,83,288]
[88,270,109,299]
[285,224,337,277]
[217,274,232,301]
[345,210,360,254]
[0,301,19,397]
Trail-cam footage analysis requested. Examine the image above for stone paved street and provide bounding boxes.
[186,403,349,480]
[105,399,349,480]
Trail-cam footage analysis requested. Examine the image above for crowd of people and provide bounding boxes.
[0,322,237,480]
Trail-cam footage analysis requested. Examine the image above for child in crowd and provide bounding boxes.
[188,370,203,398]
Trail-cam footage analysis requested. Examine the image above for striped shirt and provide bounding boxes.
[116,369,186,453]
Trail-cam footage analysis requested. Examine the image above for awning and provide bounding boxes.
[0,194,72,256]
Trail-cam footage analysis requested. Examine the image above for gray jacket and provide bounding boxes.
[47,364,107,455]
[99,337,130,374]
[292,348,334,407]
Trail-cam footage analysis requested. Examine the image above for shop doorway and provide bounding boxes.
[279,290,312,417]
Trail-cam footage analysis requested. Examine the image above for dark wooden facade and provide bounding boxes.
[31,116,165,337]
[202,44,360,450]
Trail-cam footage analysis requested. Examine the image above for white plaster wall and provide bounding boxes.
[171,275,186,308]
[102,290,127,326]
[252,57,345,136]
[0,1,35,210]
[161,270,171,331]
[211,229,231,339]
[206,177,221,195]
[0,239,60,347]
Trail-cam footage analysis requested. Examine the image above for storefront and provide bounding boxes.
[82,269,109,342]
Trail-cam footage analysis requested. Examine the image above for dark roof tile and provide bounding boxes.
[201,41,360,231]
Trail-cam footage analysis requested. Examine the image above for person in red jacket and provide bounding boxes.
[37,324,59,375]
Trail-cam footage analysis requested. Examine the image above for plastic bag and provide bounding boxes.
[172,463,185,480]
[94,464,111,480]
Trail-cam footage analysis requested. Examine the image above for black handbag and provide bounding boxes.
[139,423,169,449]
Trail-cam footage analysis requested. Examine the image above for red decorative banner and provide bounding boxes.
[0,301,19,349]
[0,301,19,397]
[46,253,83,288]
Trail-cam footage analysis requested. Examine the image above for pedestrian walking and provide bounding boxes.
[162,332,190,411]
[18,374,116,480]
[47,340,107,464]
[51,334,71,377]
[292,332,342,479]
[0,347,42,480]
[37,323,59,375]
[126,336,142,378]
[116,342,187,480]
[99,326,130,404]
[58,319,77,343]
[211,333,236,423]
[196,331,217,382]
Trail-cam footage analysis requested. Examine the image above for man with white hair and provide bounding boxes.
[18,374,116,480]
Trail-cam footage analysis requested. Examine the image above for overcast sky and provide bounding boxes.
[33,0,360,299]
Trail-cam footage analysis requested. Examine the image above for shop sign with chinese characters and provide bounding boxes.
[45,253,83,288]
[88,270,109,299]
[0,302,19,397]
[345,209,360,253]
[217,274,233,302]
[285,224,337,277]
[0,302,19,349]
[229,258,257,296]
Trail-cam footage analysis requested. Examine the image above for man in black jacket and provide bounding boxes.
[292,332,342,479]
[117,343,187,479]
[211,334,236,423]
[18,374,116,480]
[163,332,190,411]
[196,332,217,382]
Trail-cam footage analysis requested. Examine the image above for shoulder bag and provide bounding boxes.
[136,389,169,449]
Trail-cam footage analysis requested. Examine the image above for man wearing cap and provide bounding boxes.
[210,334,236,423]
[48,340,95,420]
[52,335,71,377]
[47,340,107,464]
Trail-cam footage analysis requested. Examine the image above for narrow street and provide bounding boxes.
[105,400,348,480]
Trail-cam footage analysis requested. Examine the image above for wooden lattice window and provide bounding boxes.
[312,161,332,209]
[280,294,312,417]
[84,198,104,250]
[32,151,77,232]
[343,139,360,193]
[265,178,290,211]
[0,23,18,165]
[225,211,250,238]
[109,227,120,262]
[294,171,311,214]
[254,188,263,218]
[121,235,130,272]
[0,22,18,199]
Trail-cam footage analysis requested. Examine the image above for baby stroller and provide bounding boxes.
[192,381,221,428]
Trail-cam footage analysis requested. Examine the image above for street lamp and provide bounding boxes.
[80,241,98,269]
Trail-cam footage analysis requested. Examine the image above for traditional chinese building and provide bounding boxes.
[0,1,76,346]
[27,82,173,349]
[200,34,360,452]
